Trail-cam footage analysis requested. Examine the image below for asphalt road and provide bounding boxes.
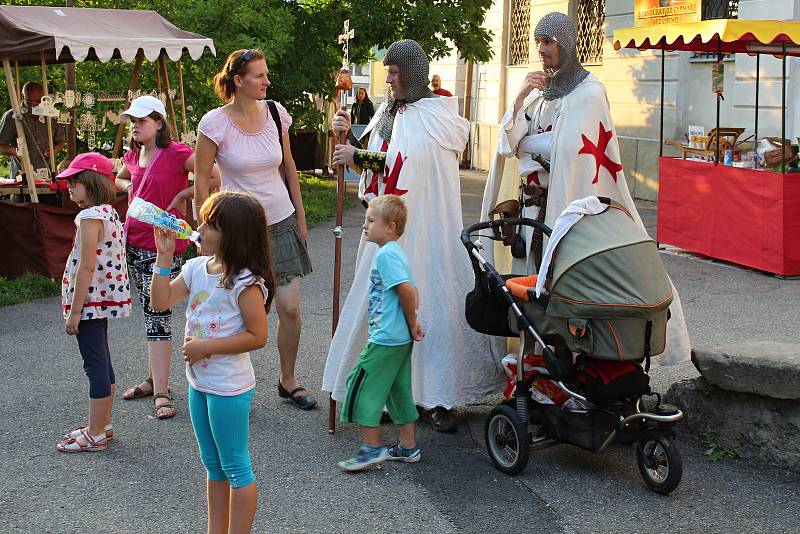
[1,170,797,533]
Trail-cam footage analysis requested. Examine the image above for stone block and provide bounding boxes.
[692,342,800,400]
[665,377,800,473]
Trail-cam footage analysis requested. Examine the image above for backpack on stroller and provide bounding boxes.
[461,197,685,495]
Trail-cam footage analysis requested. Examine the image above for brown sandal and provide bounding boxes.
[123,377,154,400]
[154,393,176,420]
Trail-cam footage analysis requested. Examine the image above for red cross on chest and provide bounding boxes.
[578,122,623,184]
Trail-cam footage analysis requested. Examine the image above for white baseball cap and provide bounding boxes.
[120,95,167,121]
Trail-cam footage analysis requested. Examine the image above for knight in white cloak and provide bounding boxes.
[481,13,691,366]
[323,40,504,431]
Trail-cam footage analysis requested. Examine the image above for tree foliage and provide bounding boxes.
[0,0,493,153]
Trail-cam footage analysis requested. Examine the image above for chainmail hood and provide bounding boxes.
[534,12,589,101]
[376,39,433,141]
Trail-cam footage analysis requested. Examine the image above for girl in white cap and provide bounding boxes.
[115,95,220,419]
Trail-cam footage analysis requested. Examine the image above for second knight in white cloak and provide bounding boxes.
[481,13,691,366]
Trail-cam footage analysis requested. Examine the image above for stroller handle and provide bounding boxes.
[460,218,552,250]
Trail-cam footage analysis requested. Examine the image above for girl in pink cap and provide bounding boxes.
[56,152,131,452]
[115,96,220,420]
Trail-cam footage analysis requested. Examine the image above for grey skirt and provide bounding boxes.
[269,215,312,286]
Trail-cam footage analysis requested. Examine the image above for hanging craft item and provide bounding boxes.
[82,93,96,108]
[35,168,50,182]
[158,92,167,106]
[168,88,176,100]
[63,90,80,109]
[97,92,126,102]
[180,130,197,147]
[110,158,125,173]
[78,112,106,150]
[32,95,60,118]
[16,135,27,156]
[57,112,72,125]
[105,109,121,125]
[51,92,63,105]
[128,89,157,102]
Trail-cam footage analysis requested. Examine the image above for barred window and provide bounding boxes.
[508,0,531,66]
[691,0,738,59]
[575,0,605,65]
[702,0,739,20]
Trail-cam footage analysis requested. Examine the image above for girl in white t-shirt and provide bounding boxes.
[150,191,275,533]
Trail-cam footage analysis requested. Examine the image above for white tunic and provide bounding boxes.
[322,96,506,409]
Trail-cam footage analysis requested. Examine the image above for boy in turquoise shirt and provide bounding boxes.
[339,195,425,471]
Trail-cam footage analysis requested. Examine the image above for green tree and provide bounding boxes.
[0,0,493,149]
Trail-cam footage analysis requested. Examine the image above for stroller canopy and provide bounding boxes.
[546,204,673,320]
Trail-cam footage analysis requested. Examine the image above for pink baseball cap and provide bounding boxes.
[55,152,115,181]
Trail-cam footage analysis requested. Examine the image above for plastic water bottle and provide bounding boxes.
[127,197,195,240]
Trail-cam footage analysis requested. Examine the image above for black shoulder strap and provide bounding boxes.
[266,100,294,208]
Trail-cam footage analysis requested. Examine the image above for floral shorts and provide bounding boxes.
[126,245,183,341]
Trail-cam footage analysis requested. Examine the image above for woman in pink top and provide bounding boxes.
[194,48,316,410]
[115,95,220,419]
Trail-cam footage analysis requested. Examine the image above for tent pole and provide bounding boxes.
[754,53,760,155]
[781,42,786,174]
[177,61,188,134]
[157,56,179,136]
[14,61,20,102]
[113,53,144,159]
[40,51,56,175]
[3,57,39,203]
[156,61,162,95]
[659,48,665,157]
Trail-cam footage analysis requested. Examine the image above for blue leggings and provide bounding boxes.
[188,386,255,488]
[75,319,115,398]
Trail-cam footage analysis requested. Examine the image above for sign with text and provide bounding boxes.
[634,0,701,27]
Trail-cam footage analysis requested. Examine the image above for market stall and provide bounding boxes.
[0,5,214,277]
[613,19,800,277]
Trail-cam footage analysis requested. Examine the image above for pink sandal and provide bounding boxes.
[62,424,113,442]
[57,428,108,452]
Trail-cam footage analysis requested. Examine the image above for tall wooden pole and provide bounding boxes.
[3,57,39,202]
[112,53,144,159]
[157,55,179,136]
[329,19,355,433]
[177,61,188,134]
[40,51,56,174]
[65,0,76,157]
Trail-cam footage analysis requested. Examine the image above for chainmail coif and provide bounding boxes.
[534,12,590,101]
[376,39,433,142]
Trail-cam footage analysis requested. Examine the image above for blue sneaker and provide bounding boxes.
[386,443,421,463]
[338,445,389,471]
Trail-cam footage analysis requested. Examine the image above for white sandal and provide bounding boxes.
[57,428,108,452]
[62,424,113,442]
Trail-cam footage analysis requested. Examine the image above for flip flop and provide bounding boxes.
[122,378,154,400]
[278,382,318,410]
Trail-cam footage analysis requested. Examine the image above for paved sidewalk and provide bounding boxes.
[1,170,798,533]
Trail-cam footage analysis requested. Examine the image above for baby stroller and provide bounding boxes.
[461,197,684,495]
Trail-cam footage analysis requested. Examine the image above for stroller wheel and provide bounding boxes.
[636,431,683,495]
[485,405,530,475]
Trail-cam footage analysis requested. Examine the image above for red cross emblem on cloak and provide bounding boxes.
[383,152,408,197]
[578,122,623,184]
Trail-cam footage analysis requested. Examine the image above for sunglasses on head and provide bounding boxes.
[232,49,255,73]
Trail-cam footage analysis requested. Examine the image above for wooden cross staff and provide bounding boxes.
[329,19,355,434]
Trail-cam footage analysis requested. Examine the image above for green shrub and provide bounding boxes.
[0,274,61,307]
